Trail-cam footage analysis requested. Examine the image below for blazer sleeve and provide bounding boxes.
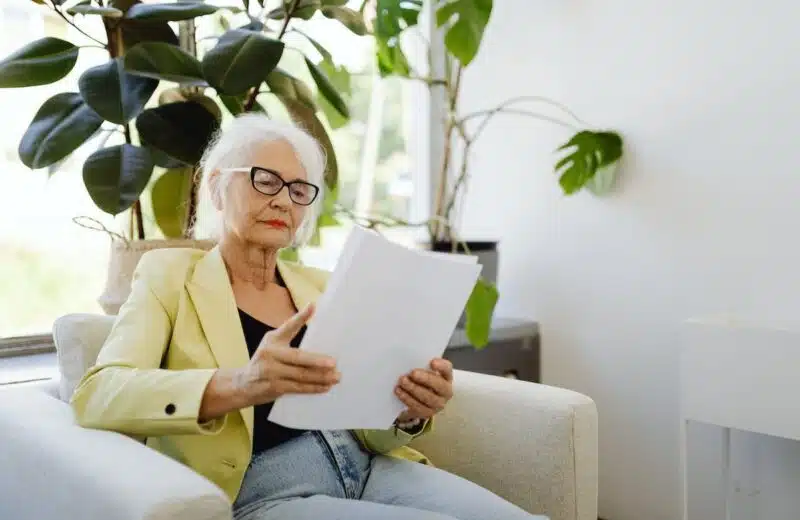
[70,256,226,438]
[354,418,434,454]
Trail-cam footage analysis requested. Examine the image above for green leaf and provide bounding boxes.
[123,42,205,85]
[117,1,179,47]
[0,37,79,88]
[276,97,338,190]
[464,277,498,349]
[78,58,158,124]
[584,162,619,196]
[376,37,410,77]
[305,58,349,119]
[120,21,179,48]
[83,144,155,215]
[278,247,300,262]
[555,130,623,195]
[218,93,245,116]
[18,92,104,169]
[141,137,188,168]
[435,0,493,66]
[313,60,349,129]
[294,28,333,63]
[372,0,417,77]
[202,29,284,94]
[375,0,422,39]
[266,68,316,109]
[124,1,219,21]
[151,167,192,238]
[267,0,320,20]
[321,6,367,35]
[136,100,220,165]
[67,5,124,17]
[321,0,348,5]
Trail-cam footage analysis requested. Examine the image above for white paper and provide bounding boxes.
[268,226,481,430]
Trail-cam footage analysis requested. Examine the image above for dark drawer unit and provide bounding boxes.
[444,319,540,383]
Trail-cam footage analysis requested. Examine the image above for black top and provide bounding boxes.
[238,309,309,456]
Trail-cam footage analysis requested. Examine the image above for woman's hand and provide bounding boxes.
[236,304,341,407]
[394,358,454,422]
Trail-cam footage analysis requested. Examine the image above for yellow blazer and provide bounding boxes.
[70,246,432,503]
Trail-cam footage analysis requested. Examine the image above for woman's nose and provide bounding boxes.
[268,186,293,208]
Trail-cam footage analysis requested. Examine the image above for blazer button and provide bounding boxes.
[165,403,176,415]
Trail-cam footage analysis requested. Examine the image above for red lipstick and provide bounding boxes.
[263,219,288,229]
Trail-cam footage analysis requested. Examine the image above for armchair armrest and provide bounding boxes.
[0,387,232,520]
[410,370,598,520]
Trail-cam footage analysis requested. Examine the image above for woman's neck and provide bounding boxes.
[219,236,279,291]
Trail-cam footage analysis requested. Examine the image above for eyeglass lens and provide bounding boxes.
[252,168,318,206]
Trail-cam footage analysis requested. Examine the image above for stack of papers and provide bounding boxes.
[268,226,481,430]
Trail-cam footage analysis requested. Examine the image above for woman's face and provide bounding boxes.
[216,139,312,250]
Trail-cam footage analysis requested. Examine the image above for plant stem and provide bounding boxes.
[431,63,462,243]
[47,0,107,47]
[459,95,588,127]
[122,123,145,240]
[185,169,199,238]
[243,0,298,112]
[358,0,370,14]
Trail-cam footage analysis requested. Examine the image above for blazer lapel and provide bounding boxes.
[276,259,325,312]
[185,247,253,439]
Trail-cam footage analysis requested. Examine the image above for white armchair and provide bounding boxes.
[0,314,598,520]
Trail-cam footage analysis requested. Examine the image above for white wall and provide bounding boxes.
[454,1,800,519]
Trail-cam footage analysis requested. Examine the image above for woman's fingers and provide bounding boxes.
[430,358,453,382]
[408,369,453,398]
[395,386,436,417]
[273,303,315,341]
[274,379,333,395]
[398,374,447,411]
[273,362,341,385]
[270,344,337,369]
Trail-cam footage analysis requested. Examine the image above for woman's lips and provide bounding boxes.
[263,219,288,228]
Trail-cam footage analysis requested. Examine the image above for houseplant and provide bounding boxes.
[0,0,364,312]
[366,0,625,346]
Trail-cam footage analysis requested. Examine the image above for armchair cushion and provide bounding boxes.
[53,313,115,401]
[0,385,232,520]
[411,371,598,520]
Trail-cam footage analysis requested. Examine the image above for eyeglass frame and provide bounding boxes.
[221,166,320,206]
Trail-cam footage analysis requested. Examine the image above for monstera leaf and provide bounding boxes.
[555,130,623,195]
[435,0,493,66]
[464,277,498,349]
[373,0,421,77]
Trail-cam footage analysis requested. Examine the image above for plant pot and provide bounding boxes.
[98,238,216,315]
[428,240,499,328]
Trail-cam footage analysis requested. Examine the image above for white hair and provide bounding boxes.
[193,113,326,246]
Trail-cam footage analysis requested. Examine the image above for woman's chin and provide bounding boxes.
[249,228,292,250]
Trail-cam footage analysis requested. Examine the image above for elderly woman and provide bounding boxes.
[71,114,547,520]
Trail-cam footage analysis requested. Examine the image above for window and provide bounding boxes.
[0,1,430,346]
[0,3,115,341]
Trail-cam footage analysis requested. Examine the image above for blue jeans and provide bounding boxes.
[233,430,548,520]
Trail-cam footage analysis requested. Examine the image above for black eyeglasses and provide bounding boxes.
[223,166,320,206]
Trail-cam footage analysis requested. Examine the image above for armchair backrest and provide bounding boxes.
[52,313,116,402]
